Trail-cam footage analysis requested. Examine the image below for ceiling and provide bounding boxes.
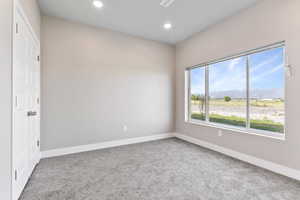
[38,0,259,44]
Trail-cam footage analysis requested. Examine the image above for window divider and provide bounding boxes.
[205,65,209,122]
[187,70,192,122]
[246,56,250,129]
[185,70,190,122]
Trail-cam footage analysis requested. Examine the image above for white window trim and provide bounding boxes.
[185,41,286,140]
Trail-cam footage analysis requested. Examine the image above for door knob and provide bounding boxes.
[27,111,37,117]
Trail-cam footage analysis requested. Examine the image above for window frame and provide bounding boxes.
[185,42,286,140]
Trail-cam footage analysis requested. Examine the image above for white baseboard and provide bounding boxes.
[174,133,300,181]
[41,132,300,181]
[42,133,175,158]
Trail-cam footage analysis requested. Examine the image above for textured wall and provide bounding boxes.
[176,0,300,170]
[41,16,175,151]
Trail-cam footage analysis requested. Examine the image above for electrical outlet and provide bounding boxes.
[218,130,223,137]
[123,125,128,132]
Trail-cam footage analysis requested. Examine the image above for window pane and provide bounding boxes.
[209,57,247,127]
[249,47,285,133]
[190,67,206,121]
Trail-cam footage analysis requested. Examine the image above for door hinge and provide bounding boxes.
[37,140,40,147]
[15,170,17,181]
[16,23,19,34]
[37,55,40,62]
[15,96,18,108]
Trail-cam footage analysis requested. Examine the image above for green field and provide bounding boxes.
[191,99,284,108]
[191,113,284,133]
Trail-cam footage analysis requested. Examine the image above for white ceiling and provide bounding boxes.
[38,0,259,44]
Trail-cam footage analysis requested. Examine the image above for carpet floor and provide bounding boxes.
[20,138,300,200]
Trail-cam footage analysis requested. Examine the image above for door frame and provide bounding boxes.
[12,1,41,200]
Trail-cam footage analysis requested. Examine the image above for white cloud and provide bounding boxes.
[191,86,205,94]
[250,54,280,74]
[211,74,245,92]
[210,62,246,92]
[252,64,283,82]
[192,53,283,94]
[228,57,243,71]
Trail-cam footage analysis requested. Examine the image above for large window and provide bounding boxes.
[186,43,285,137]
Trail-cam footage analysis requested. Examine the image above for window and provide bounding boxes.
[186,43,285,137]
[249,47,285,133]
[209,57,247,128]
[189,67,206,121]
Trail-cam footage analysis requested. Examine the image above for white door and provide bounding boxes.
[28,35,41,168]
[12,7,40,200]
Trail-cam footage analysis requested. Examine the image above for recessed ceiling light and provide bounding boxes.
[160,0,176,8]
[93,0,104,8]
[163,23,172,30]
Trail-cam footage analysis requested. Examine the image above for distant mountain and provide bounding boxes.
[202,88,284,99]
[249,88,284,99]
[210,90,245,99]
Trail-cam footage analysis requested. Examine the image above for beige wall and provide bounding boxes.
[176,0,300,170]
[19,0,41,39]
[0,0,12,199]
[41,16,175,151]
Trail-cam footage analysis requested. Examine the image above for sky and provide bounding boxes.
[190,47,284,98]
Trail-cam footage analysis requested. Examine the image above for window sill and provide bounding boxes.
[185,119,285,141]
